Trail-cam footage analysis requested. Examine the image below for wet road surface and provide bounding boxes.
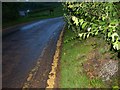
[2,17,65,88]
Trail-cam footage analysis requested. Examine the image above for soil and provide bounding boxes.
[83,48,119,87]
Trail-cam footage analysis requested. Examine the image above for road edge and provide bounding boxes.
[46,24,65,88]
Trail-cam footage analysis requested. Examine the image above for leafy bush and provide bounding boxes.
[63,2,120,51]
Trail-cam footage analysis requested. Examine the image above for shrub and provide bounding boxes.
[63,2,120,51]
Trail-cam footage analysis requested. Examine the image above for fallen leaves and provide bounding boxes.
[46,27,64,88]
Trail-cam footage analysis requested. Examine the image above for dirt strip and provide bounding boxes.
[22,27,63,88]
[46,25,65,88]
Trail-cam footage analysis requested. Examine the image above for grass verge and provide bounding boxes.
[59,28,119,88]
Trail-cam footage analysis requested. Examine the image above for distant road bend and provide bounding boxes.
[2,17,65,88]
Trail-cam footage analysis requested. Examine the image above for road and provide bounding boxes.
[2,17,65,88]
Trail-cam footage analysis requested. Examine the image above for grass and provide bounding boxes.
[3,5,64,29]
[59,28,119,88]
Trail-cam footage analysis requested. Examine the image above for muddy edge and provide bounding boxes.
[54,26,66,88]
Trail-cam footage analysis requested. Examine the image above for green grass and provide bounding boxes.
[3,5,64,29]
[59,29,119,88]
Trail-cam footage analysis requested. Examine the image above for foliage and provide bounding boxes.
[2,2,61,23]
[63,2,120,51]
[2,2,20,22]
[112,85,119,90]
[2,2,63,28]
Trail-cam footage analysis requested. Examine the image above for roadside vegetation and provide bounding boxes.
[59,28,119,88]
[2,2,64,29]
[59,2,120,88]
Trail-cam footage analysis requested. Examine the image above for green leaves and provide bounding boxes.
[78,32,90,39]
[110,19,119,26]
[112,33,119,42]
[95,30,98,35]
[72,16,79,26]
[87,33,90,38]
[78,33,83,38]
[111,33,120,50]
[82,22,87,29]
[108,32,112,38]
[113,41,120,50]
[102,16,106,21]
[64,2,120,51]
[79,19,84,25]
[112,85,119,90]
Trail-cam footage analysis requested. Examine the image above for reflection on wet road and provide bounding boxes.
[2,17,65,88]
